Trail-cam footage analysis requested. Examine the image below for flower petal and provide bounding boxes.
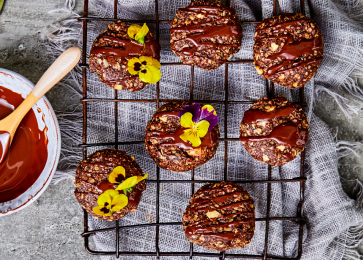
[109,166,126,183]
[180,128,202,147]
[139,56,161,69]
[93,206,112,216]
[103,189,119,199]
[195,120,210,138]
[127,57,142,75]
[111,194,128,211]
[199,105,218,131]
[178,103,201,122]
[97,193,112,207]
[127,24,142,39]
[116,176,139,191]
[136,173,148,182]
[180,112,194,129]
[201,105,217,115]
[139,65,161,83]
[135,23,149,44]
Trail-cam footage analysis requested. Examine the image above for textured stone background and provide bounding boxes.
[0,0,362,259]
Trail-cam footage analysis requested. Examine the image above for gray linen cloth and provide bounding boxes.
[48,0,363,259]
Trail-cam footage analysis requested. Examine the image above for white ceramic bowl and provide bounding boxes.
[0,68,61,215]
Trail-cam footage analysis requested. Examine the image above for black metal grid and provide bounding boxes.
[78,0,307,259]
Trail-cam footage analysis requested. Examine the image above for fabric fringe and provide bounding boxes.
[315,84,359,121]
[46,10,84,184]
[336,140,363,159]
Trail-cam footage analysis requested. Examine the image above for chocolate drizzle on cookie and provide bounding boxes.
[253,13,324,89]
[91,36,161,60]
[255,16,323,76]
[243,104,297,124]
[171,6,241,59]
[240,123,307,149]
[240,101,307,148]
[183,182,255,250]
[170,1,242,70]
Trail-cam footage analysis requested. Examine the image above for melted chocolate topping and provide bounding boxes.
[98,181,115,192]
[265,35,323,76]
[147,128,214,150]
[0,86,48,203]
[190,199,253,214]
[255,17,323,75]
[186,186,254,241]
[172,5,242,58]
[185,219,254,240]
[243,105,297,123]
[91,35,161,60]
[240,123,307,148]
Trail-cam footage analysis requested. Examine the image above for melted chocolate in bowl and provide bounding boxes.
[0,86,48,203]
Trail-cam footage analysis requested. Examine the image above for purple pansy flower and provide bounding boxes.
[179,103,218,132]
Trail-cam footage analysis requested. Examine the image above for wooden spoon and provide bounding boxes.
[0,47,81,164]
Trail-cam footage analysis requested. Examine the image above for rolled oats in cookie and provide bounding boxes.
[253,13,324,89]
[74,149,147,221]
[89,22,161,91]
[182,181,255,251]
[240,97,309,166]
[145,101,220,172]
[170,0,242,70]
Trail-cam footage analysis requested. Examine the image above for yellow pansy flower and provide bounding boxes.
[139,56,161,69]
[179,112,210,147]
[139,66,161,84]
[116,173,148,194]
[127,23,149,44]
[108,166,126,184]
[127,56,161,84]
[93,189,128,216]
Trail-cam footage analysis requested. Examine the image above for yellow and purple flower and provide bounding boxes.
[178,103,218,147]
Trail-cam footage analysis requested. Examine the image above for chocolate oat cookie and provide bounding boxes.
[74,149,147,221]
[145,101,220,172]
[183,181,255,251]
[240,97,309,166]
[170,0,242,70]
[89,21,161,91]
[253,13,324,89]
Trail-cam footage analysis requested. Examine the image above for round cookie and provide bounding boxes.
[182,181,255,251]
[74,149,147,221]
[145,101,220,172]
[89,21,161,91]
[240,97,309,166]
[170,0,242,70]
[253,13,324,89]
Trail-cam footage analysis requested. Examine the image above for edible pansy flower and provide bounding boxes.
[93,190,128,216]
[116,173,148,194]
[127,56,161,83]
[178,103,219,147]
[127,23,149,44]
[108,166,126,184]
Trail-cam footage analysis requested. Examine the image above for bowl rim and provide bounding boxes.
[0,68,61,216]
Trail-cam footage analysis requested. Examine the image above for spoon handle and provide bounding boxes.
[0,47,81,141]
[32,47,81,98]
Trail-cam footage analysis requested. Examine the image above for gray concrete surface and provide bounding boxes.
[0,0,362,259]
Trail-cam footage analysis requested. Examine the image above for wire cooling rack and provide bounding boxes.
[78,0,308,259]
